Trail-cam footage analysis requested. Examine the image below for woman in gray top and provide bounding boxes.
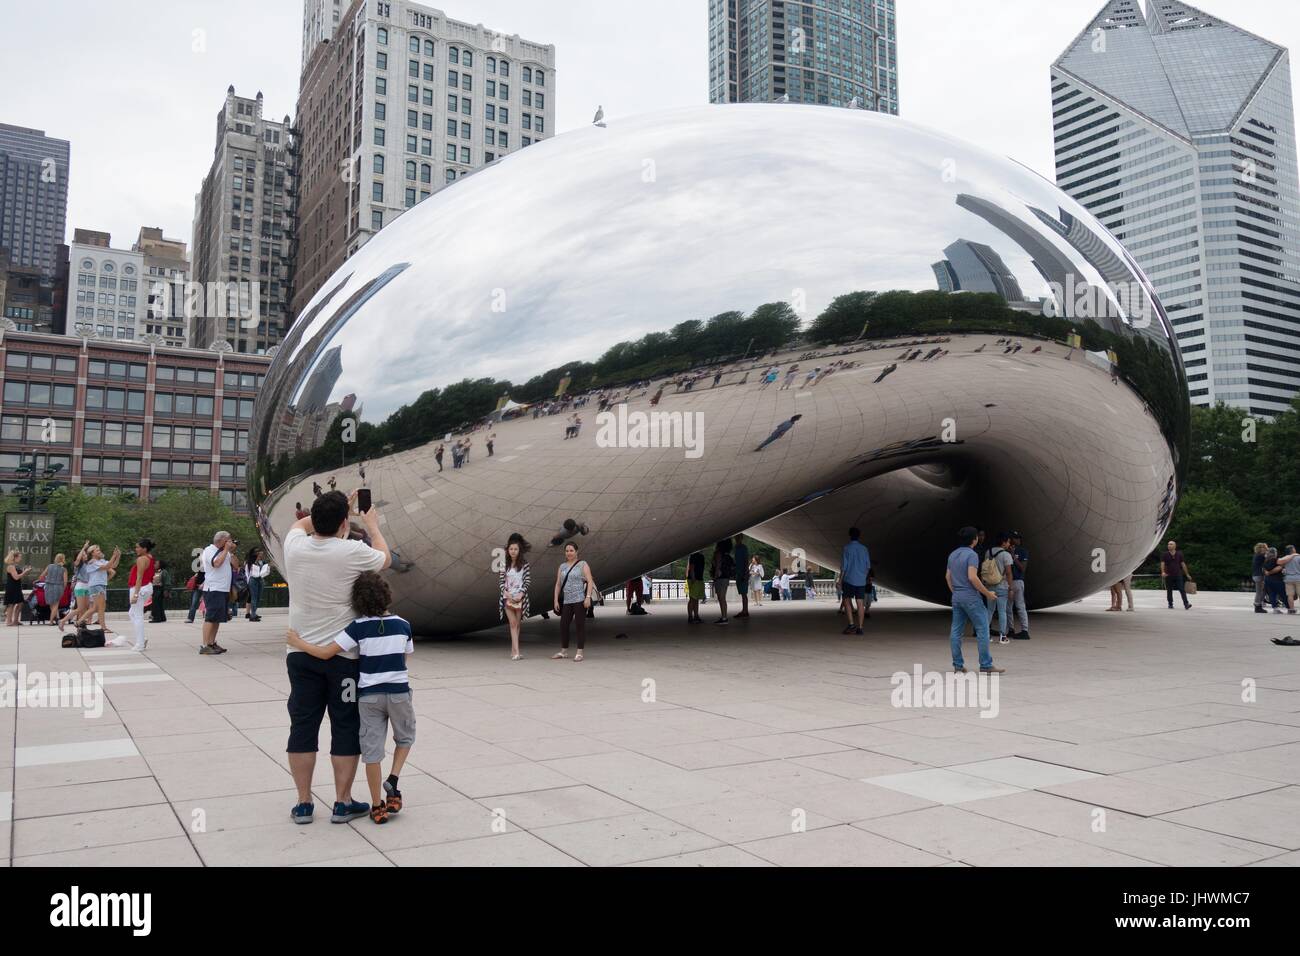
[43,553,67,624]
[552,542,597,662]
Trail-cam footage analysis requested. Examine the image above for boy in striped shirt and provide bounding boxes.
[287,572,415,824]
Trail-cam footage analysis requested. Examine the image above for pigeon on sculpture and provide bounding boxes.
[848,96,861,109]
[593,105,606,127]
[777,93,790,103]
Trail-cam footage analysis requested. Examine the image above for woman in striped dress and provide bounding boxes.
[499,533,531,661]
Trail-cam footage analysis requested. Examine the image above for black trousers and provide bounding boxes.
[150,589,167,622]
[1166,575,1189,608]
[560,602,586,649]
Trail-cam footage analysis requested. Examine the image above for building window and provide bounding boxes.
[447,94,458,112]
[462,50,472,67]
[420,163,431,183]
[374,127,385,146]
[405,187,416,208]
[408,35,419,53]
[377,52,387,70]
[375,102,386,121]
[487,56,496,74]
[406,160,417,179]
[460,146,470,164]
[424,38,433,57]
[445,168,456,184]
[523,67,532,83]
[536,69,545,86]
[376,77,387,95]
[498,106,508,123]
[372,182,383,202]
[461,74,472,92]
[448,69,458,88]
[406,134,418,153]
[535,92,544,110]
[377,26,387,45]
[445,143,456,161]
[486,103,496,121]
[461,98,471,115]
[374,154,385,174]
[449,46,458,64]
[536,116,544,133]
[407,83,418,102]
[421,138,432,156]
[446,118,457,136]
[372,210,383,231]
[499,60,509,78]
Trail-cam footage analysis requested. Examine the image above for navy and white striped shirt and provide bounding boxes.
[334,615,414,696]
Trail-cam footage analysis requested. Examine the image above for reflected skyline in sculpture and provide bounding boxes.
[250,105,1189,635]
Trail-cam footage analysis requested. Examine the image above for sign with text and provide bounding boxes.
[4,512,56,571]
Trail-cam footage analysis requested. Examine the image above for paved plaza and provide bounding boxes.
[2,590,1300,867]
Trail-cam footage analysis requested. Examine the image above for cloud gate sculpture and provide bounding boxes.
[251,105,1189,635]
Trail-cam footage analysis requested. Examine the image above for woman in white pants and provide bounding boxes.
[127,538,158,651]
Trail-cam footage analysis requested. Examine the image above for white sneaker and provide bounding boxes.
[135,641,147,651]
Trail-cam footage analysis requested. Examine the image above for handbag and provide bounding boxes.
[1185,580,1198,595]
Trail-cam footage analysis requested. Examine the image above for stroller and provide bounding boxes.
[29,579,53,624]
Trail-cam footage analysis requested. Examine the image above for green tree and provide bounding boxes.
[1161,487,1268,590]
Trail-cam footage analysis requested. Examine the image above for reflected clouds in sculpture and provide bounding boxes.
[251,105,1188,635]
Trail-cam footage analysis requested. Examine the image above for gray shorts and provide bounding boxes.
[359,690,416,764]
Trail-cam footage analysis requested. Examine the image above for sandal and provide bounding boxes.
[369,805,389,824]
[574,652,584,662]
[1271,636,1300,646]
[552,651,567,659]
[511,653,524,661]
[386,791,403,814]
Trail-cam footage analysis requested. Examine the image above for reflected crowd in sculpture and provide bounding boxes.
[250,105,1189,635]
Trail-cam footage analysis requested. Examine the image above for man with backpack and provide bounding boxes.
[981,532,1016,644]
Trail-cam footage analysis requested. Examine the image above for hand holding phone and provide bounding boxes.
[356,488,372,514]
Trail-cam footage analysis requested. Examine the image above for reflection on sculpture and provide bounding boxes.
[250,105,1189,635]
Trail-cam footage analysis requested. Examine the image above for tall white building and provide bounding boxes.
[301,0,344,73]
[66,229,146,341]
[1052,0,1300,417]
[292,0,556,321]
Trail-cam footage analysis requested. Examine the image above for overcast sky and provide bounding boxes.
[2,0,1298,250]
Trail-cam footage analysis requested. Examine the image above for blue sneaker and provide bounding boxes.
[331,799,370,823]
[291,802,314,825]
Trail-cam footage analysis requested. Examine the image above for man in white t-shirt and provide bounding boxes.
[282,489,391,825]
[199,531,236,655]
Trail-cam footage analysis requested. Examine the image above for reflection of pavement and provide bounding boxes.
[6,594,1298,866]
[271,333,1170,634]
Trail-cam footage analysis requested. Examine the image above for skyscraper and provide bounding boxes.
[190,87,296,354]
[932,239,1026,302]
[708,0,897,112]
[0,123,70,276]
[291,0,556,326]
[1052,0,1300,417]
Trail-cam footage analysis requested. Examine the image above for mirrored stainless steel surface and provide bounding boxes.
[251,105,1189,634]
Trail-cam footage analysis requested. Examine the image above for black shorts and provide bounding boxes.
[202,590,229,623]
[286,652,362,756]
[843,583,867,599]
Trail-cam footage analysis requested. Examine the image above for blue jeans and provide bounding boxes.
[249,578,262,616]
[187,589,201,622]
[987,584,1009,636]
[950,597,993,670]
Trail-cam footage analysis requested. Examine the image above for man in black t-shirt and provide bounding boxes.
[1160,540,1192,610]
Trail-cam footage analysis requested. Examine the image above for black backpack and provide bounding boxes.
[75,625,106,649]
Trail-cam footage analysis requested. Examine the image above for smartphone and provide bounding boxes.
[357,488,372,514]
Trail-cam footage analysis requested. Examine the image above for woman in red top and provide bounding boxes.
[128,538,158,651]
